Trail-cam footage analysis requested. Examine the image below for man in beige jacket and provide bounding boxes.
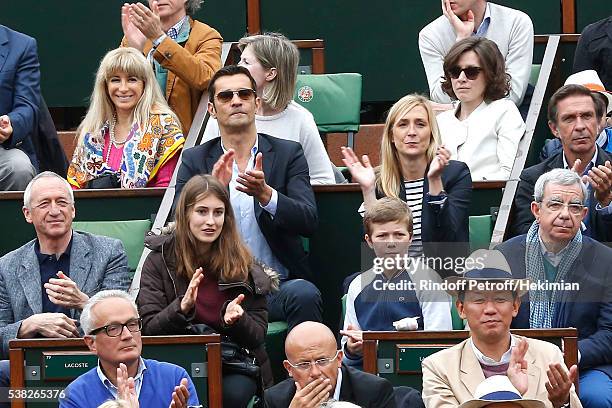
[422,249,581,408]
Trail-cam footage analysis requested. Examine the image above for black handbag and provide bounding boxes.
[188,325,264,407]
[86,172,121,189]
[220,341,261,378]
[188,324,261,378]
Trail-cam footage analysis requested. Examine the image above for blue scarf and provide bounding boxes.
[524,221,582,328]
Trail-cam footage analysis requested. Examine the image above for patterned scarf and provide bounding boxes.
[525,221,582,328]
[67,113,184,188]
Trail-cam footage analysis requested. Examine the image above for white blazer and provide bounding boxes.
[437,99,525,180]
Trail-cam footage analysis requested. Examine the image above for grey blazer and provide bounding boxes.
[0,231,130,357]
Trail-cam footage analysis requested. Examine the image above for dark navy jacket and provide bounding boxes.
[174,133,317,281]
[497,234,612,377]
[0,25,40,169]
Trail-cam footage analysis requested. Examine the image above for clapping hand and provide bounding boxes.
[571,158,612,207]
[341,147,376,192]
[121,3,147,51]
[236,152,273,206]
[169,378,190,408]
[127,2,164,41]
[427,145,450,181]
[507,338,529,396]
[212,149,235,187]
[223,294,245,325]
[180,268,204,314]
[545,363,577,408]
[441,0,474,40]
[339,324,363,356]
[0,115,12,142]
[584,160,612,206]
[117,363,139,408]
[45,271,89,310]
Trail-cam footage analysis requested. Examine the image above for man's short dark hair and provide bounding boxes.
[547,84,598,123]
[207,65,258,103]
[592,93,607,119]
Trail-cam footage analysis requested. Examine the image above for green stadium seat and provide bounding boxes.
[72,219,151,274]
[468,215,493,252]
[529,64,542,87]
[266,321,289,382]
[294,73,362,148]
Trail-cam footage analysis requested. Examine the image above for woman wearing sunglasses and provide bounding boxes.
[202,32,335,184]
[137,174,278,407]
[341,94,471,273]
[67,48,184,189]
[436,37,525,180]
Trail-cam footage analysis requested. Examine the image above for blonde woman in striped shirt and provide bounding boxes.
[342,94,472,276]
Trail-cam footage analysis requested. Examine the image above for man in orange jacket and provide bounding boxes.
[121,0,222,133]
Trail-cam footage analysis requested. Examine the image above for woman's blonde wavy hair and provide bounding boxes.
[378,94,441,198]
[76,47,179,144]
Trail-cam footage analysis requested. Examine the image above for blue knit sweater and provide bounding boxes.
[59,359,200,407]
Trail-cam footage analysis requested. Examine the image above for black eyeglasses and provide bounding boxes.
[448,66,483,80]
[89,318,142,337]
[215,88,256,103]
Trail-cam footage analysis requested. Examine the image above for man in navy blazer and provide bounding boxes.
[509,84,612,241]
[497,169,612,408]
[173,65,322,330]
[0,25,39,190]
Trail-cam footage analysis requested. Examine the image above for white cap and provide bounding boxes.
[457,375,546,408]
[565,70,612,114]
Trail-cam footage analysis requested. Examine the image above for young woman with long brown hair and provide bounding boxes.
[137,174,278,407]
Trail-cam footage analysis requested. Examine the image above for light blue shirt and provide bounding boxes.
[221,136,289,278]
[96,357,147,399]
[474,3,491,37]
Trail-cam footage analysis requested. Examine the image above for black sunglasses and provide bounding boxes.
[215,88,256,103]
[448,66,483,80]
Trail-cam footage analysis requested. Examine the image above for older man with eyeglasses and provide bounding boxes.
[264,321,399,408]
[497,168,612,408]
[60,290,199,408]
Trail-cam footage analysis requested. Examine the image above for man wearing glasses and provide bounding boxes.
[61,290,199,408]
[497,169,612,408]
[173,65,322,332]
[264,321,397,408]
[510,84,612,242]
